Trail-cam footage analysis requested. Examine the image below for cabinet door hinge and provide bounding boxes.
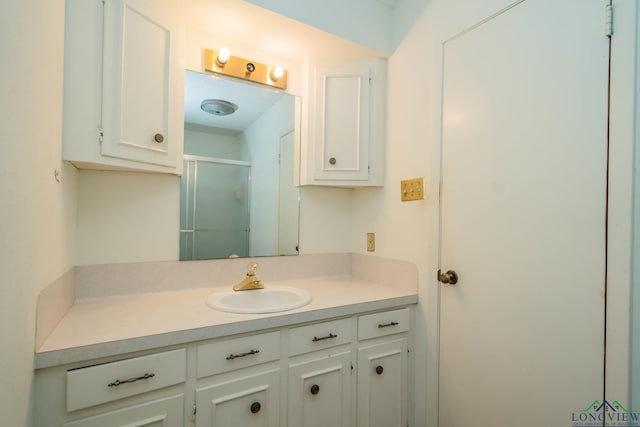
[98,127,104,144]
[605,3,613,37]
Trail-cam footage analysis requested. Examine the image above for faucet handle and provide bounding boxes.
[246,262,259,276]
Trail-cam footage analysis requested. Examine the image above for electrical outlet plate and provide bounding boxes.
[401,178,424,202]
[367,233,375,252]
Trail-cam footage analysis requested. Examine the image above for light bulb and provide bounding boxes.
[217,47,231,65]
[270,66,284,81]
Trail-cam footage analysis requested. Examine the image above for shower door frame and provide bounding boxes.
[181,154,252,260]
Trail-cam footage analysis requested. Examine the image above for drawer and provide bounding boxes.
[358,308,410,341]
[197,331,280,378]
[289,318,352,356]
[66,348,186,412]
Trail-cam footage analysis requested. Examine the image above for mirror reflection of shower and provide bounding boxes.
[180,70,300,260]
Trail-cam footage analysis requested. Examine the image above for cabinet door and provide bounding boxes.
[63,394,183,427]
[288,351,352,427]
[357,338,407,427]
[195,369,280,427]
[102,0,180,168]
[313,63,370,182]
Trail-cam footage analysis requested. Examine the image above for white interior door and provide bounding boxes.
[439,1,609,425]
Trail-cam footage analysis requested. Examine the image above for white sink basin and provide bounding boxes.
[206,286,312,314]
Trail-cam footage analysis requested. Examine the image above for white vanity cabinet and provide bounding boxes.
[287,319,353,427]
[34,307,413,427]
[195,332,281,427]
[357,309,410,427]
[62,0,183,174]
[302,58,386,187]
[195,369,280,427]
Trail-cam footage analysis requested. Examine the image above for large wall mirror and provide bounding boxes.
[180,70,300,260]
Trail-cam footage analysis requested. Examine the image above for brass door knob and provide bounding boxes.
[438,269,459,285]
[154,133,164,143]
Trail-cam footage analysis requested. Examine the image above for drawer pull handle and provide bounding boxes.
[250,402,261,414]
[312,333,337,342]
[375,365,384,375]
[107,372,155,387]
[310,384,320,395]
[226,349,260,360]
[378,321,399,328]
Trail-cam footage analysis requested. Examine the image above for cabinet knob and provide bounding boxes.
[329,157,337,165]
[310,384,320,395]
[375,365,384,375]
[250,402,261,414]
[154,133,164,143]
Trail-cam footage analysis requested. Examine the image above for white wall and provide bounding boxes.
[76,171,180,265]
[184,127,249,160]
[0,0,74,424]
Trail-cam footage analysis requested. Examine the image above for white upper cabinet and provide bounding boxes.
[315,63,370,182]
[101,0,181,168]
[302,58,386,187]
[62,0,184,174]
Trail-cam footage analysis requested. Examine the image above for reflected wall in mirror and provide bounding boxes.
[180,70,300,260]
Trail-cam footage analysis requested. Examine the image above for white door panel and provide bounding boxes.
[439,0,608,425]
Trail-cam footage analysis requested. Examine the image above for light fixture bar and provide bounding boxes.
[204,48,288,90]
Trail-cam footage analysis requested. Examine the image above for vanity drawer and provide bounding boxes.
[358,308,410,340]
[197,331,281,378]
[289,318,352,356]
[66,348,186,412]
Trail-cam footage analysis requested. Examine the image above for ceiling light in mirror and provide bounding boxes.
[200,99,238,116]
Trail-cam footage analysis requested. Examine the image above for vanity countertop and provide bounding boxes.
[35,275,417,369]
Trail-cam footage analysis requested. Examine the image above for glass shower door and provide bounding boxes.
[180,159,250,260]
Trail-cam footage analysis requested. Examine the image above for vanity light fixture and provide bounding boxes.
[204,48,288,90]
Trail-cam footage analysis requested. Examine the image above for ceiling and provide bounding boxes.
[184,70,287,132]
[180,0,384,60]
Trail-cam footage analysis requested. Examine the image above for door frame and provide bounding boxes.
[604,0,637,408]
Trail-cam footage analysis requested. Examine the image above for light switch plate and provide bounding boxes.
[401,178,424,202]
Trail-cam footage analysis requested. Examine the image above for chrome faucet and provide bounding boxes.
[233,262,264,291]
